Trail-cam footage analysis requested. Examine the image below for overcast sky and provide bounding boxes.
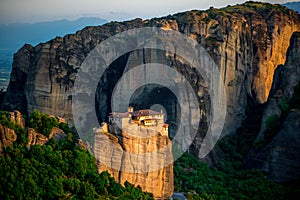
[0,0,295,24]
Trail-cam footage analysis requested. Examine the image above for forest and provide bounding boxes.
[1,109,299,199]
[0,111,153,199]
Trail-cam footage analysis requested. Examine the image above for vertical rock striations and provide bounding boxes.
[8,110,25,128]
[94,127,174,199]
[27,128,49,146]
[1,2,300,169]
[0,124,17,154]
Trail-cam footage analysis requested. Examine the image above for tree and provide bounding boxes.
[29,110,59,137]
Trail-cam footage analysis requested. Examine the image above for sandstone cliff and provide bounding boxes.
[0,124,17,154]
[1,2,300,165]
[26,127,66,147]
[0,111,66,149]
[93,125,173,199]
[255,32,300,141]
[0,110,24,154]
[8,110,25,128]
[245,32,300,182]
[27,128,49,146]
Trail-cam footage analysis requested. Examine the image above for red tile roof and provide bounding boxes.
[109,109,163,118]
[131,109,162,117]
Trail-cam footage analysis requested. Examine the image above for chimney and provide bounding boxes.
[128,106,134,112]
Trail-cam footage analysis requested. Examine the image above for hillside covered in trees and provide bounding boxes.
[1,110,299,199]
[0,110,153,199]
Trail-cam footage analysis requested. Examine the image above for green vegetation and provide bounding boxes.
[218,134,249,163]
[190,102,300,199]
[29,109,59,137]
[174,153,299,200]
[222,1,290,14]
[0,110,153,199]
[170,1,291,27]
[255,80,300,150]
[202,8,218,24]
[218,104,265,162]
[279,97,289,115]
[252,114,281,150]
[2,101,300,199]
[200,1,291,26]
[253,138,266,151]
[0,111,28,145]
[264,114,280,140]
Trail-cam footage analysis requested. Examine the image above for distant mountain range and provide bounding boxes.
[283,1,300,13]
[0,17,107,52]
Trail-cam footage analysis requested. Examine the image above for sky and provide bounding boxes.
[0,0,295,24]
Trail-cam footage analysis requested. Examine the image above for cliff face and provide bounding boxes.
[8,110,25,128]
[0,124,17,154]
[0,111,66,149]
[247,109,300,182]
[26,126,66,147]
[255,32,300,141]
[245,32,300,182]
[1,2,300,167]
[93,126,173,199]
[0,110,24,154]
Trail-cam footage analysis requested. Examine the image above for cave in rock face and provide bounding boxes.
[129,84,180,138]
[95,48,210,149]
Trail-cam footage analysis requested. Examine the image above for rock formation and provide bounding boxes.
[2,3,299,142]
[93,125,173,199]
[27,128,49,146]
[8,110,25,128]
[27,127,66,147]
[0,124,17,154]
[246,32,300,182]
[49,127,66,141]
[0,110,66,149]
[0,111,67,149]
[246,109,300,182]
[1,1,300,190]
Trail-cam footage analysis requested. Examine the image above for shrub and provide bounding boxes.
[29,110,59,137]
[264,114,280,141]
[279,97,289,115]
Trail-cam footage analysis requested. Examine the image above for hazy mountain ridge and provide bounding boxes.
[0,17,107,51]
[283,1,300,13]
